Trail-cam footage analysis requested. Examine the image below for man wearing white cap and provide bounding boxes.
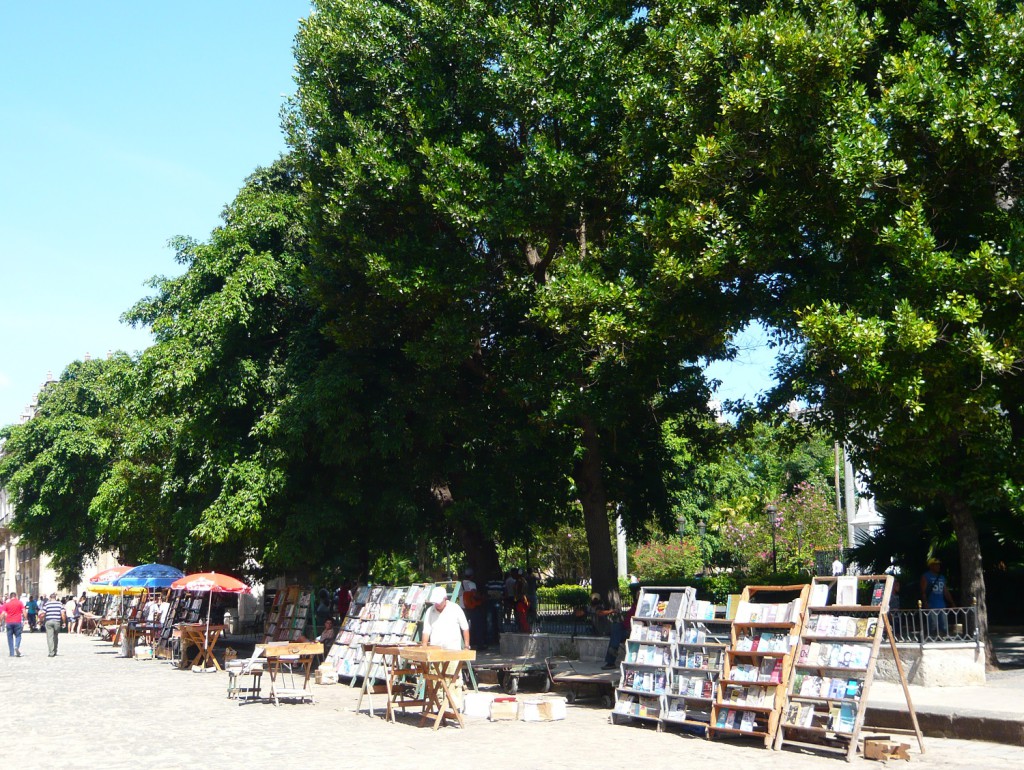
[422,587,470,651]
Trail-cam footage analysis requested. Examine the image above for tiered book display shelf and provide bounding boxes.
[155,589,193,658]
[263,586,313,643]
[664,598,733,731]
[327,581,460,682]
[611,586,694,726]
[775,575,924,761]
[708,584,809,747]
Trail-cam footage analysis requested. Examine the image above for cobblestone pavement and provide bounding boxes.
[5,631,1024,770]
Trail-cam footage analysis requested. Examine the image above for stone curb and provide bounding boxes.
[866,703,1024,747]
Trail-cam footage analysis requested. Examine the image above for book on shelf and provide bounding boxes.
[809,582,831,607]
[665,592,687,620]
[739,710,757,732]
[769,659,783,684]
[654,671,667,692]
[827,678,846,700]
[726,594,742,620]
[845,678,863,699]
[756,658,774,683]
[666,701,687,720]
[785,702,801,725]
[837,702,857,733]
[836,576,858,605]
[870,581,885,606]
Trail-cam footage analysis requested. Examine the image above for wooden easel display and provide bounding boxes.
[329,582,460,684]
[611,585,693,726]
[663,597,733,732]
[708,584,810,748]
[775,575,925,761]
[263,586,312,644]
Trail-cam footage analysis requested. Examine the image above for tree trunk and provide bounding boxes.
[945,493,998,669]
[454,520,502,584]
[574,416,620,609]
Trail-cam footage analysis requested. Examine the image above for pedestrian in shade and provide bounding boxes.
[40,593,66,656]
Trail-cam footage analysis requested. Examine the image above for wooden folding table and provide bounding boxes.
[399,646,476,730]
[263,642,323,705]
[178,623,226,670]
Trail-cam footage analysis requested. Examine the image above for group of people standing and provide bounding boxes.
[0,591,73,657]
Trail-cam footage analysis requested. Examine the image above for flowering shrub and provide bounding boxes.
[631,538,703,583]
[722,482,842,576]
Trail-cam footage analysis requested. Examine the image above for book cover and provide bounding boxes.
[715,708,728,728]
[851,645,871,669]
[836,576,858,606]
[654,671,667,692]
[733,601,751,623]
[769,659,784,683]
[845,678,863,699]
[827,677,846,700]
[665,592,686,620]
[809,582,830,607]
[739,710,756,732]
[800,675,821,697]
[702,678,714,698]
[837,702,857,733]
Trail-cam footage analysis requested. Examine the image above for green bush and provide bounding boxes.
[537,584,592,607]
[696,573,740,604]
[631,538,702,583]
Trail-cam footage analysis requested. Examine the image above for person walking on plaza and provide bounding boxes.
[1,592,26,657]
[64,595,78,633]
[41,593,66,656]
[25,595,39,632]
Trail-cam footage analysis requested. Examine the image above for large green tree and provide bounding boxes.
[0,356,137,584]
[287,0,731,604]
[641,0,1024,661]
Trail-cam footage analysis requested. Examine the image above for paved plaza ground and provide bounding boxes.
[4,629,1024,770]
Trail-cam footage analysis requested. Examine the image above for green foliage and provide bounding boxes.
[537,584,592,607]
[0,356,135,583]
[721,481,843,577]
[695,573,740,605]
[631,537,703,583]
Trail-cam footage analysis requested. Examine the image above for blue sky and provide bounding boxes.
[0,1,776,426]
[0,2,310,424]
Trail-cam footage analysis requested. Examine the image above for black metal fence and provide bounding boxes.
[887,605,979,645]
[496,601,604,637]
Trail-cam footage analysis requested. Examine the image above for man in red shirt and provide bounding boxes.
[1,592,26,657]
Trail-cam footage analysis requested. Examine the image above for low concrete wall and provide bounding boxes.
[876,642,986,686]
[502,633,987,687]
[500,632,608,662]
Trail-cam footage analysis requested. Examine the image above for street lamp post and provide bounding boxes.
[766,504,778,575]
[698,519,707,577]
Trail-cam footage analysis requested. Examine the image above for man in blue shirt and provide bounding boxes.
[920,558,955,638]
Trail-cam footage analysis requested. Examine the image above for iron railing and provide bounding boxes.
[886,605,979,645]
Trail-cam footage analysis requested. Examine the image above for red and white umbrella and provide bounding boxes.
[170,572,251,636]
[87,565,135,594]
[171,572,250,594]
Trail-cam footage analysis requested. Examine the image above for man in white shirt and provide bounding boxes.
[422,587,469,651]
[421,586,470,711]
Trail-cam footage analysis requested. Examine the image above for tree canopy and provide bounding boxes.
[3,0,1024,652]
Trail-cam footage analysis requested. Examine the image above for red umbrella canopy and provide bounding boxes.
[170,572,250,593]
[88,566,134,586]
